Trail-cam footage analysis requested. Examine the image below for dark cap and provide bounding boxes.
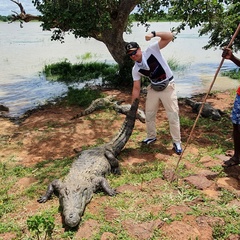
[125,42,139,53]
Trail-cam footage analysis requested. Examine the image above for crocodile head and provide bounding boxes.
[59,185,93,227]
[210,109,221,121]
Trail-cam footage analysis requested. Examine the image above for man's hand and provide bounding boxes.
[145,33,154,41]
[222,47,232,59]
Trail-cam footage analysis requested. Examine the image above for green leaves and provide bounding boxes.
[169,0,240,51]
[27,214,55,240]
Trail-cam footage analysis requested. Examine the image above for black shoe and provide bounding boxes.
[142,138,156,145]
[173,142,182,155]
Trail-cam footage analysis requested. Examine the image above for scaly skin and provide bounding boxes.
[38,98,139,228]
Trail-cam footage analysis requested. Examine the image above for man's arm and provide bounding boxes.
[145,31,173,49]
[131,80,141,103]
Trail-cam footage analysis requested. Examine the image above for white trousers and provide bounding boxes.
[145,81,181,143]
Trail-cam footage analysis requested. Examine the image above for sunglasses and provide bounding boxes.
[127,49,138,57]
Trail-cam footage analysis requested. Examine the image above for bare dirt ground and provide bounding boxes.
[0,89,239,240]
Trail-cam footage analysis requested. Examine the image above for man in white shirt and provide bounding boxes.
[125,31,182,154]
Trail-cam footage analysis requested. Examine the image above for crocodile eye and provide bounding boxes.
[65,188,70,195]
[82,188,88,196]
[73,189,79,194]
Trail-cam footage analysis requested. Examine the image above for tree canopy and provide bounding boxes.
[10,0,240,85]
[168,0,240,51]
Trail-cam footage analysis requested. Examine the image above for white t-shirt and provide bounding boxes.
[132,41,173,83]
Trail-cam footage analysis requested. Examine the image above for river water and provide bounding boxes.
[0,22,239,117]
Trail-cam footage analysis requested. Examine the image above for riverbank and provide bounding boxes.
[0,89,239,240]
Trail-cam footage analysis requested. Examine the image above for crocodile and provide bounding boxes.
[71,95,146,123]
[37,98,139,228]
[185,98,224,121]
[71,95,116,120]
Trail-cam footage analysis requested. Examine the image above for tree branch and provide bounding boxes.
[9,0,40,27]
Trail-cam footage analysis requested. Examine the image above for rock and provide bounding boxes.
[184,175,214,190]
[0,104,9,112]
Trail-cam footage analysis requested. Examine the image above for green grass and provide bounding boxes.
[221,68,240,79]
[1,146,239,239]
[167,58,188,71]
[43,60,118,84]
[66,87,105,107]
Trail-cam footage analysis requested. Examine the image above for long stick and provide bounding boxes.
[173,23,240,176]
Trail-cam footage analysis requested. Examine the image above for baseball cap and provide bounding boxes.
[125,42,139,53]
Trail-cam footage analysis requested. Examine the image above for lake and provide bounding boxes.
[0,21,239,117]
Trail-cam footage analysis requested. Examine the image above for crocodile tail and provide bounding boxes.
[109,98,139,156]
[70,112,84,120]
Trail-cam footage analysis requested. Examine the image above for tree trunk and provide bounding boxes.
[102,34,134,87]
[99,0,139,86]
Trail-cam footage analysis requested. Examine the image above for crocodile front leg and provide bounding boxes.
[37,179,62,203]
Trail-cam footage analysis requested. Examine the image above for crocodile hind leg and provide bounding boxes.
[104,149,121,175]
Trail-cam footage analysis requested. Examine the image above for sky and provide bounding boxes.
[0,0,40,16]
